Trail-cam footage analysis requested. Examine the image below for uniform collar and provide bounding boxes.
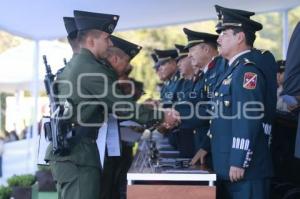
[228,49,251,66]
[80,48,98,60]
[203,64,209,74]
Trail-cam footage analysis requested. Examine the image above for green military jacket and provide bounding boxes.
[45,48,163,167]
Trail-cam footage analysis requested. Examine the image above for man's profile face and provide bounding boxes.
[94,31,113,58]
[188,44,207,69]
[217,29,239,59]
[178,56,193,77]
[114,55,130,76]
[160,60,177,81]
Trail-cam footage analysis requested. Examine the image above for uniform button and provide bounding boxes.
[193,130,196,134]
[209,120,212,124]
[224,101,230,107]
[206,131,212,139]
[215,92,219,97]
[211,106,215,110]
[220,93,223,97]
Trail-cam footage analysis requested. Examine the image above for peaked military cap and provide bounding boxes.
[154,49,178,65]
[174,44,189,61]
[215,6,263,33]
[183,28,218,49]
[277,60,286,73]
[150,53,160,70]
[63,17,78,39]
[110,35,142,60]
[74,10,119,34]
[215,5,255,33]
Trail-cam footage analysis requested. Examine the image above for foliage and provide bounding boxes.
[7,174,36,187]
[0,31,26,54]
[37,165,51,171]
[289,6,300,37]
[0,186,12,199]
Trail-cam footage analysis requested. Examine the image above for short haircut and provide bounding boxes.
[231,27,256,47]
[204,41,218,51]
[77,29,102,44]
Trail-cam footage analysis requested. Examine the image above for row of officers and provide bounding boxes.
[43,4,299,199]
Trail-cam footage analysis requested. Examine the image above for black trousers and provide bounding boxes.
[100,143,133,199]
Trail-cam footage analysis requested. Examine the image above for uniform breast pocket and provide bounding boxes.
[219,84,232,112]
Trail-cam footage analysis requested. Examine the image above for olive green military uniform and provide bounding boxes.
[45,48,162,199]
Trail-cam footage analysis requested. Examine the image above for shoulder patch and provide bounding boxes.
[243,72,257,89]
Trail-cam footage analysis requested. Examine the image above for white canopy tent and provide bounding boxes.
[0,0,299,40]
[0,0,299,165]
[0,41,72,93]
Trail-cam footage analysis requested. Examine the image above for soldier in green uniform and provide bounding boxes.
[45,10,180,199]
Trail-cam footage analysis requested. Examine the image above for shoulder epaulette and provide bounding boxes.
[243,58,256,66]
[257,48,269,54]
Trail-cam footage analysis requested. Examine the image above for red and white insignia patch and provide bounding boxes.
[243,72,257,89]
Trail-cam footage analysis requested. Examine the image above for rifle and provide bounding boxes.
[43,55,70,155]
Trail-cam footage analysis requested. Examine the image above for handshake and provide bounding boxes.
[160,108,181,130]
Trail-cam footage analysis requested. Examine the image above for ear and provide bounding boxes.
[204,44,210,53]
[87,36,94,47]
[237,32,245,44]
[112,55,119,65]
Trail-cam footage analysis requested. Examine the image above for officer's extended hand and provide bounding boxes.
[190,149,208,165]
[229,166,245,182]
[162,108,181,129]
